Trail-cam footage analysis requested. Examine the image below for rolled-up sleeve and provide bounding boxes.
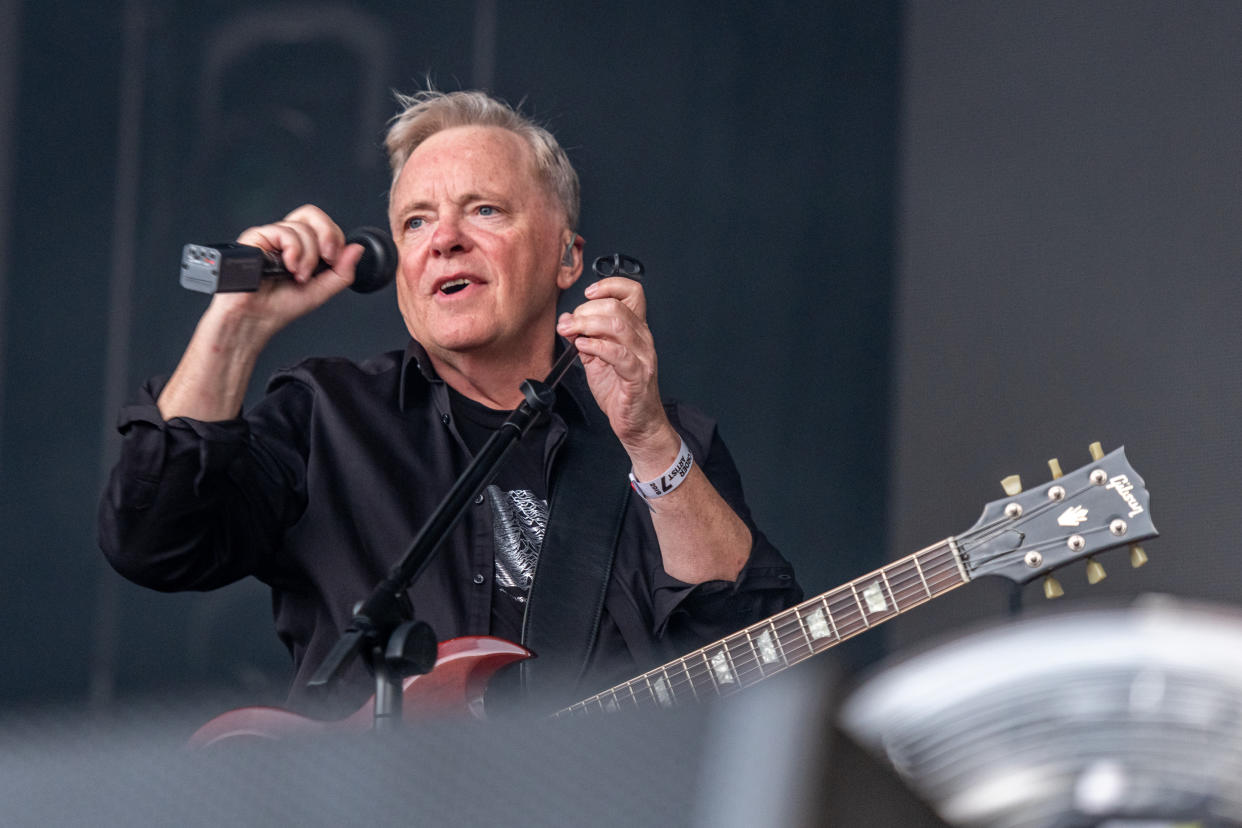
[97,377,305,591]
[645,402,803,647]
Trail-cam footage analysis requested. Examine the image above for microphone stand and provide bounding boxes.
[306,345,581,727]
[306,253,643,730]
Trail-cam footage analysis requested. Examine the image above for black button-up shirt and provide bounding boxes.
[99,341,801,713]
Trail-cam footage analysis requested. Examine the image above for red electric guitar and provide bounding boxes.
[190,443,1156,745]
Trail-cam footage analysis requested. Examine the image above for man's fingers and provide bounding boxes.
[559,300,653,353]
[583,276,647,317]
[236,223,315,280]
[236,206,350,283]
[324,242,363,290]
[274,221,322,278]
[283,204,346,262]
[572,334,643,374]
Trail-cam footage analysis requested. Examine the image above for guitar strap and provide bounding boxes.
[518,387,632,704]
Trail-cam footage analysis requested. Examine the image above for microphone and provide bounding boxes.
[179,226,397,295]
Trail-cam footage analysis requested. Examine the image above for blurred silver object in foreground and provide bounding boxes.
[840,596,1242,827]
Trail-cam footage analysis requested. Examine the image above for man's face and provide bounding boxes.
[387,125,577,364]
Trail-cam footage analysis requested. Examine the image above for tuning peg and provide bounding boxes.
[1048,458,1063,479]
[1001,475,1023,495]
[1089,441,1104,460]
[1086,557,1107,584]
[1043,576,1064,599]
[1130,544,1148,568]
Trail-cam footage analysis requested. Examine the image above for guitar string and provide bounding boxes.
[575,548,993,715]
[567,577,950,715]
[565,472,1139,714]
[572,475,1142,714]
[956,477,1107,565]
[569,547,967,712]
[566,544,968,713]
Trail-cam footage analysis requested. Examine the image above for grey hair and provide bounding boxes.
[384,89,580,231]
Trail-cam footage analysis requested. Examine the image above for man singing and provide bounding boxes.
[99,89,801,714]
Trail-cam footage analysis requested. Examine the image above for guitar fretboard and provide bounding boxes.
[554,539,968,717]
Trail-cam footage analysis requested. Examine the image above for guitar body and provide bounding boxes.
[188,636,530,747]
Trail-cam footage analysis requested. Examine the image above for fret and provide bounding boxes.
[878,569,900,612]
[658,667,676,707]
[886,557,927,609]
[791,606,815,656]
[673,659,698,702]
[827,588,865,638]
[780,610,811,659]
[911,552,933,598]
[767,619,790,666]
[947,537,970,581]
[662,660,684,703]
[822,596,842,639]
[708,645,738,687]
[624,680,639,710]
[747,627,779,674]
[728,634,764,686]
[722,638,749,687]
[699,650,720,695]
[670,655,690,705]
[686,652,717,699]
[742,629,765,677]
[931,544,966,592]
[636,676,659,709]
[921,555,952,593]
[848,583,872,627]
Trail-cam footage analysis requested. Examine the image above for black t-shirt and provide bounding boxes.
[448,388,550,644]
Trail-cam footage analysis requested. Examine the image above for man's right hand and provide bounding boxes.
[157,205,364,422]
[213,204,364,338]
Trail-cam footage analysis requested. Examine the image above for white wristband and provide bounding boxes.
[628,438,694,501]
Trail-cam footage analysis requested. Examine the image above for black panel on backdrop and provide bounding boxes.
[0,0,901,709]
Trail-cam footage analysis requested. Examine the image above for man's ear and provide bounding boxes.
[557,234,583,289]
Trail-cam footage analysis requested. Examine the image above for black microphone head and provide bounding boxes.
[345,226,398,293]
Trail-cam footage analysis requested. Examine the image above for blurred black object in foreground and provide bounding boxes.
[0,660,945,827]
[842,595,1242,827]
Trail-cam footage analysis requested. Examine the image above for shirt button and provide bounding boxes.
[473,573,485,585]
[441,413,451,426]
[474,493,485,505]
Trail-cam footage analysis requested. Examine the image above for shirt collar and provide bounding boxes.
[398,337,592,421]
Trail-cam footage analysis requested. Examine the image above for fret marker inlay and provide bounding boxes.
[710,651,736,684]
[755,630,779,664]
[862,581,887,613]
[806,608,831,639]
[652,676,672,708]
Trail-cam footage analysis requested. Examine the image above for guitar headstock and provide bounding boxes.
[961,444,1157,594]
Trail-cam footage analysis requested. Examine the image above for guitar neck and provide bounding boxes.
[555,538,970,717]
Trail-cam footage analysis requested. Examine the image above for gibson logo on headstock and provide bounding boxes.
[1106,474,1145,518]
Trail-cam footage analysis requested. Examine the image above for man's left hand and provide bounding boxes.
[556,277,681,477]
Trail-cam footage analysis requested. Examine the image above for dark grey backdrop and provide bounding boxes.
[3,0,1235,718]
[0,1,899,709]
[887,1,1242,652]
